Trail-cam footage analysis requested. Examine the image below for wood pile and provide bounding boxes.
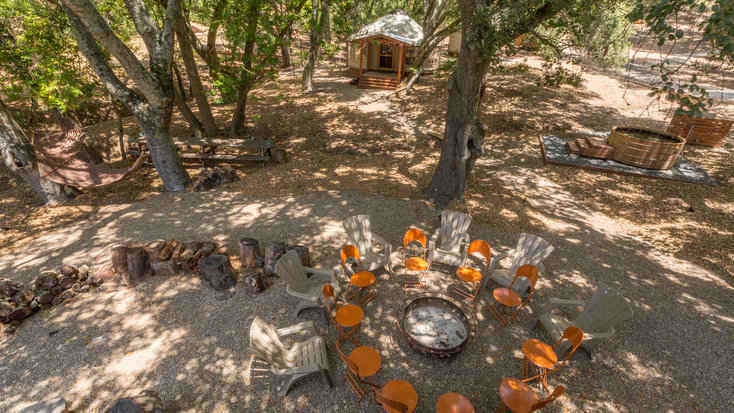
[192,166,239,192]
[0,265,102,334]
[567,136,615,159]
[113,239,227,284]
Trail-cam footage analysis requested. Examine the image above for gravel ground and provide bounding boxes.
[1,190,732,412]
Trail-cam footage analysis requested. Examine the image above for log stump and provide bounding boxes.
[126,247,149,285]
[199,254,236,291]
[111,244,129,275]
[263,242,287,276]
[239,238,263,270]
[243,271,265,296]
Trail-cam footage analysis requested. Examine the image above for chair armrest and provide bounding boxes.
[429,229,440,252]
[305,267,335,283]
[372,234,391,254]
[277,320,318,337]
[548,298,585,306]
[583,329,615,340]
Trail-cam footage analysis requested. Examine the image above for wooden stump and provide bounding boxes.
[111,244,129,275]
[199,254,236,291]
[239,238,262,269]
[126,247,149,285]
[286,245,311,267]
[243,271,265,296]
[271,148,287,163]
[263,242,287,276]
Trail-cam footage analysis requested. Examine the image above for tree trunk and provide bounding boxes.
[229,0,261,135]
[139,108,190,191]
[302,0,327,92]
[176,18,218,136]
[173,64,206,136]
[230,84,252,135]
[425,10,488,207]
[280,25,293,68]
[0,98,76,205]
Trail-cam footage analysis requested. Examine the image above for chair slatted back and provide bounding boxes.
[438,210,472,251]
[249,317,289,369]
[508,234,554,276]
[343,215,373,257]
[275,251,309,292]
[574,286,634,334]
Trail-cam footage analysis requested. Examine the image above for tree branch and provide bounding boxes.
[123,0,160,53]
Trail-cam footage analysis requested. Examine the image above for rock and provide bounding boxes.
[199,254,236,291]
[104,390,166,413]
[73,283,90,293]
[8,306,33,321]
[59,265,78,278]
[56,275,76,291]
[14,289,35,306]
[18,398,68,413]
[37,291,55,305]
[77,265,90,282]
[0,300,16,320]
[0,278,22,299]
[33,272,59,291]
[52,289,76,306]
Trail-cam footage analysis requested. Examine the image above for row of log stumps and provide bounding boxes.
[111,239,229,289]
[0,265,103,335]
[238,238,311,296]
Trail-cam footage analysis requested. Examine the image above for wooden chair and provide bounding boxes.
[430,210,472,267]
[521,326,584,390]
[343,215,392,274]
[275,250,337,317]
[335,336,382,401]
[451,239,491,302]
[323,284,364,346]
[485,234,553,293]
[372,379,419,413]
[248,316,332,397]
[402,227,430,290]
[340,244,377,305]
[488,264,538,326]
[498,377,565,413]
[531,286,633,359]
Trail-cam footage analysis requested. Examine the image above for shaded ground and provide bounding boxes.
[1,62,733,411]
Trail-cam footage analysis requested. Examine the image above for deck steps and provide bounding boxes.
[358,75,399,90]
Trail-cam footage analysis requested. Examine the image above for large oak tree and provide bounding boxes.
[61,0,190,191]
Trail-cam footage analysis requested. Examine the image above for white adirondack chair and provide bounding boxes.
[430,210,472,267]
[275,250,337,317]
[249,316,333,397]
[485,233,554,294]
[533,286,634,358]
[342,215,392,274]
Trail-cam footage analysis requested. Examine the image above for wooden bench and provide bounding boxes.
[128,136,286,166]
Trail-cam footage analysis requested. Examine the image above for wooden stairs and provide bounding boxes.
[358,75,399,90]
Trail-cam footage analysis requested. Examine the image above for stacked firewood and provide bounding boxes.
[0,265,102,334]
[112,239,227,284]
[567,136,615,159]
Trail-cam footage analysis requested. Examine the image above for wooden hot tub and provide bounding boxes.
[608,127,685,170]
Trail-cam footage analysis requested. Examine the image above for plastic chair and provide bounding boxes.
[498,377,565,413]
[323,284,364,346]
[340,244,377,305]
[488,264,538,326]
[335,336,382,401]
[402,227,429,290]
[451,239,491,302]
[522,326,584,389]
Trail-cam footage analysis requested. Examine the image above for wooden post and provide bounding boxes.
[397,43,405,84]
[358,40,364,79]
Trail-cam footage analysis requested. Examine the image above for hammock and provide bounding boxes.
[35,128,147,189]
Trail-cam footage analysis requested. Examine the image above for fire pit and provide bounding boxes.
[399,295,472,358]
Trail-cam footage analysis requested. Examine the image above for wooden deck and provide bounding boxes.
[357,71,400,90]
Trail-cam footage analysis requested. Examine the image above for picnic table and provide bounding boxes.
[128,136,286,166]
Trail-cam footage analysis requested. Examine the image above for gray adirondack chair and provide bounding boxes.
[533,286,634,358]
[275,250,337,317]
[342,215,392,274]
[485,233,554,294]
[249,316,333,397]
[430,210,472,267]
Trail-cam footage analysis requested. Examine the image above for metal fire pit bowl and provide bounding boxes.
[399,295,473,358]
